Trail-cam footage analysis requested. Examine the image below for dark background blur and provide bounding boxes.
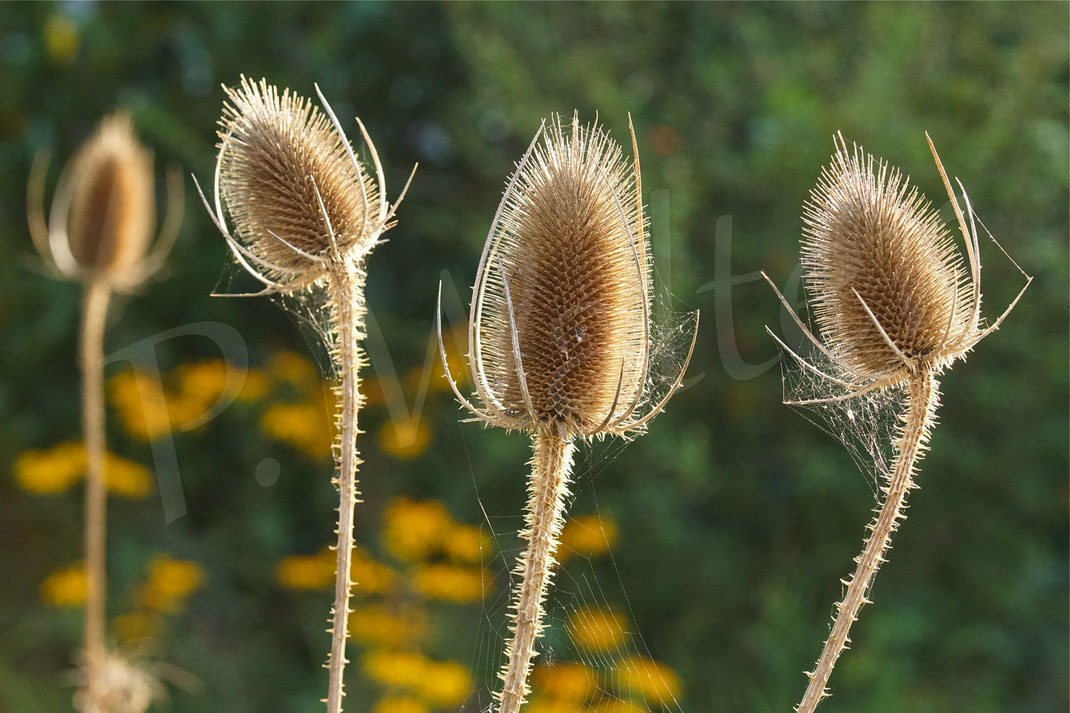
[0,3,1066,713]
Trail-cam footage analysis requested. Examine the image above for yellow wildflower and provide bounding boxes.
[40,563,87,608]
[44,13,78,64]
[411,564,487,603]
[371,698,428,713]
[616,657,682,705]
[138,556,205,614]
[382,498,452,562]
[350,605,427,648]
[416,660,471,706]
[568,607,628,653]
[559,513,618,562]
[442,523,490,564]
[15,442,85,494]
[276,552,334,591]
[113,612,159,643]
[377,416,431,460]
[14,442,151,498]
[108,368,173,441]
[103,451,153,498]
[532,662,596,701]
[362,651,430,689]
[351,549,397,594]
[267,351,319,392]
[260,399,333,460]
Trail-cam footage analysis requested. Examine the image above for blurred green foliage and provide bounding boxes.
[0,3,1066,713]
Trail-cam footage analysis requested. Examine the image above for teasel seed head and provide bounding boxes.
[197,76,415,295]
[28,112,183,290]
[764,132,1031,402]
[438,114,697,440]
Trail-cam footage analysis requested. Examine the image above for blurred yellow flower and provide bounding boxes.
[377,416,431,460]
[559,513,618,562]
[277,546,396,594]
[416,660,471,706]
[568,607,628,653]
[174,360,269,407]
[383,498,451,562]
[442,523,490,564]
[44,14,78,64]
[40,563,87,608]
[276,552,334,591]
[103,452,153,498]
[14,442,151,498]
[350,605,427,648]
[113,611,159,644]
[138,556,205,614]
[351,549,397,594]
[260,399,333,460]
[411,564,487,603]
[109,369,173,441]
[362,652,471,705]
[267,351,320,392]
[371,697,428,713]
[15,442,85,494]
[616,657,682,705]
[531,662,596,701]
[363,651,430,689]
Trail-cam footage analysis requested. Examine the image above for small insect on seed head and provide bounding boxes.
[438,113,697,440]
[28,112,183,290]
[764,132,1031,405]
[197,76,415,296]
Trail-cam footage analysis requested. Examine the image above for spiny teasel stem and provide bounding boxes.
[497,432,576,713]
[797,370,939,713]
[325,263,367,713]
[80,278,111,708]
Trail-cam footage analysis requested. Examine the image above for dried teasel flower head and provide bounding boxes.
[196,76,415,295]
[438,114,697,440]
[765,133,1031,401]
[28,112,183,290]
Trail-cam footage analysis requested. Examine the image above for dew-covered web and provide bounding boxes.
[772,306,906,497]
[459,297,696,713]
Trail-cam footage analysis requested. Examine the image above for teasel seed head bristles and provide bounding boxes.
[27,111,184,291]
[437,113,697,441]
[197,76,416,296]
[765,132,1031,403]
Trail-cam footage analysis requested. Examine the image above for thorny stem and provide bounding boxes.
[325,263,366,713]
[81,278,111,709]
[797,370,939,713]
[497,431,576,713]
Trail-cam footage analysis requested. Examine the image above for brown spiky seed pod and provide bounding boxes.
[801,135,974,380]
[215,76,380,287]
[64,113,156,275]
[440,114,698,441]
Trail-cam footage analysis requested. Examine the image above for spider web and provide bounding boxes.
[459,299,696,713]
[773,313,906,497]
[462,449,687,713]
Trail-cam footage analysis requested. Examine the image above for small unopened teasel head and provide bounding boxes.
[28,112,183,290]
